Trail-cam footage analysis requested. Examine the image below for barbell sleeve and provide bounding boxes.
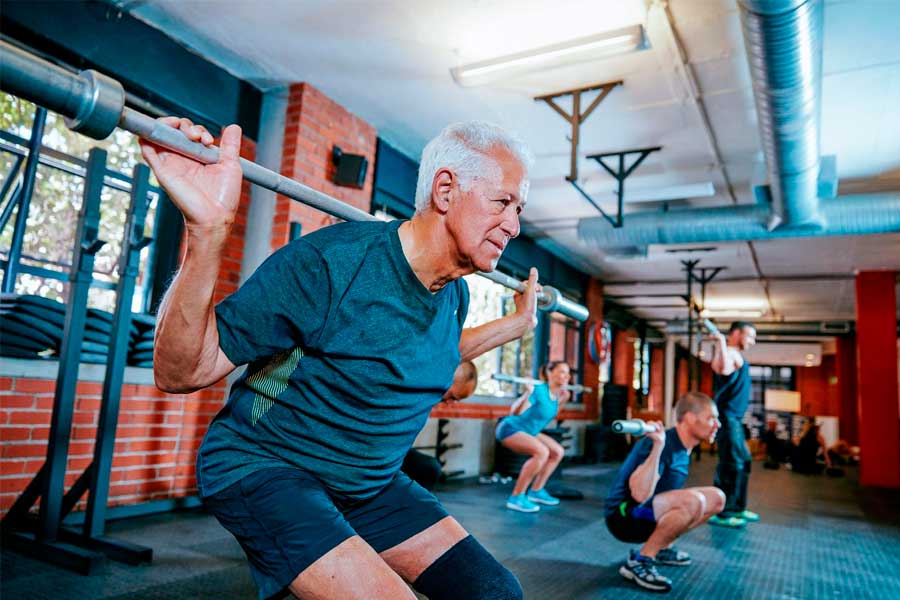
[611,419,656,435]
[0,40,590,321]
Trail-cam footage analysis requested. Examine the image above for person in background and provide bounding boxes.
[790,420,832,475]
[708,321,758,528]
[495,361,572,512]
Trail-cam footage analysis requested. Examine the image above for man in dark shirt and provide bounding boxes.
[709,321,758,528]
[604,392,724,593]
[142,119,536,600]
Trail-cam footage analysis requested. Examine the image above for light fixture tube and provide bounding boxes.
[451,24,647,87]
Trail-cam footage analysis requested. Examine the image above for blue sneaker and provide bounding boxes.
[527,488,560,506]
[506,494,540,513]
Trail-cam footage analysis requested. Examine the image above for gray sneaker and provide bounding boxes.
[656,546,691,566]
[619,550,672,593]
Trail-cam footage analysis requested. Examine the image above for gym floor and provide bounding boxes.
[2,458,898,599]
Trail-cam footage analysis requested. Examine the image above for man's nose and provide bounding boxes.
[501,209,520,239]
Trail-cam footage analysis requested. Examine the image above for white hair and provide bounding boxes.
[414,121,534,213]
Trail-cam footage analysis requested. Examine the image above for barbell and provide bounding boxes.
[0,40,590,322]
[492,373,592,394]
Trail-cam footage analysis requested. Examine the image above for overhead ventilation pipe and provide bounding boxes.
[740,0,824,228]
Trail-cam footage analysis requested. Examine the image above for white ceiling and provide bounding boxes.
[117,0,900,335]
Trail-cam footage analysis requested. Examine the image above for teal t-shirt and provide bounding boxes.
[504,383,559,436]
[197,220,469,501]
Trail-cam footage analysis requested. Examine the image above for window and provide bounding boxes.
[632,335,650,408]
[462,273,534,397]
[0,93,161,314]
[548,314,584,402]
[749,364,795,440]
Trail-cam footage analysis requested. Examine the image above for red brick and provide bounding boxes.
[0,476,35,494]
[8,411,51,425]
[0,394,35,409]
[75,397,102,411]
[111,454,145,468]
[0,377,14,391]
[14,379,56,393]
[35,397,55,410]
[75,382,103,395]
[30,426,50,441]
[72,412,96,425]
[0,426,32,441]
[1,460,27,474]
[2,443,46,458]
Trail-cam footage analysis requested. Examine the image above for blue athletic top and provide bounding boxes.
[198,220,469,501]
[603,428,690,517]
[503,383,558,436]
[714,359,751,419]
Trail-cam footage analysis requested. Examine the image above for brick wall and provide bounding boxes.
[273,82,376,248]
[0,137,256,517]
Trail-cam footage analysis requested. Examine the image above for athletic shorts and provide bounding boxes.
[605,497,657,543]
[495,418,526,441]
[203,466,449,600]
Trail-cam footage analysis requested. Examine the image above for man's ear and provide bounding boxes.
[431,168,454,214]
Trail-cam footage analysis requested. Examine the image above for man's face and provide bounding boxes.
[735,326,757,351]
[445,147,527,273]
[690,404,721,444]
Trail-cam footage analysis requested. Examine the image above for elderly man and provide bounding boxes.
[604,392,725,594]
[141,119,534,600]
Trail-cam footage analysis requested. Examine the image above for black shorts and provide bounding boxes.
[605,498,657,544]
[203,466,449,600]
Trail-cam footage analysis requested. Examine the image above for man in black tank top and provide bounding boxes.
[708,321,757,528]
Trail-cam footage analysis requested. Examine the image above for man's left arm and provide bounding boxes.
[458,268,539,361]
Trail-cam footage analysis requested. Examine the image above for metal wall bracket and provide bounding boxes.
[573,146,662,228]
[535,80,622,183]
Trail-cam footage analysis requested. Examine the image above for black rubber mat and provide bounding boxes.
[2,458,898,599]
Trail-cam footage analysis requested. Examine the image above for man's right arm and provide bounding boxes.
[153,226,236,393]
[710,334,737,376]
[627,424,666,503]
[139,118,244,393]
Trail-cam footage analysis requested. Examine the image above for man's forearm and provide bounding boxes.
[459,313,529,362]
[154,226,231,392]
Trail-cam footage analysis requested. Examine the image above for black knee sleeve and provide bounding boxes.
[412,535,523,600]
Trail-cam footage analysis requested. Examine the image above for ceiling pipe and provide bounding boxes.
[739,0,824,228]
[578,193,900,246]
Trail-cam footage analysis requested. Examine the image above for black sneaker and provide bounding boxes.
[619,551,672,593]
[655,546,691,566]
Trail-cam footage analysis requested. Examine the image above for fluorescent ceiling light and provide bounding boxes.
[586,182,716,205]
[703,297,768,311]
[701,309,764,318]
[450,25,648,87]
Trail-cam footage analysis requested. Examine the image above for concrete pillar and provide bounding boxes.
[239,87,289,284]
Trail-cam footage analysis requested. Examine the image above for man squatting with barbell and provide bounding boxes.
[604,392,725,594]
[142,118,536,599]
